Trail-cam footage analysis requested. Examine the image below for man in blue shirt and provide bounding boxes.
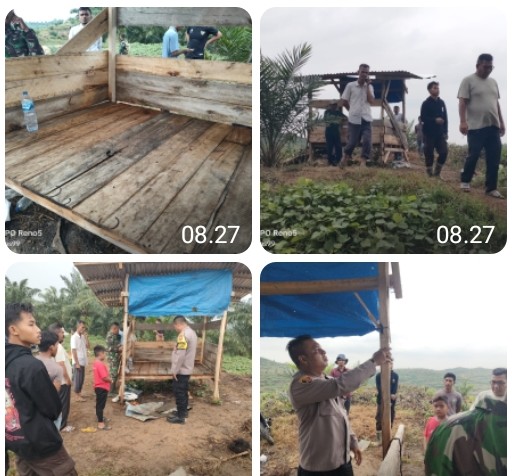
[162,26,193,58]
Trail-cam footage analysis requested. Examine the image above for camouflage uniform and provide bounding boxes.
[119,39,129,55]
[5,23,44,58]
[425,397,507,475]
[105,331,122,393]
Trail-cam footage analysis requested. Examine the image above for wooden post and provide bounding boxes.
[213,311,228,401]
[200,316,207,364]
[108,7,117,103]
[378,262,392,457]
[307,91,313,163]
[377,424,405,475]
[119,273,129,403]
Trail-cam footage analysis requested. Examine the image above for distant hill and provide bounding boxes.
[261,358,493,395]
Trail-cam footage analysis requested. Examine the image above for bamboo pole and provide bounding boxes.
[108,7,117,103]
[377,424,405,475]
[119,273,129,403]
[378,262,392,457]
[213,311,228,400]
[200,316,207,364]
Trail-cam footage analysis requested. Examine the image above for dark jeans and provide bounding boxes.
[172,374,191,418]
[344,120,372,160]
[15,446,77,476]
[95,388,108,423]
[72,365,85,394]
[343,397,351,415]
[325,127,342,165]
[423,134,448,167]
[59,384,71,429]
[461,126,502,192]
[375,400,396,431]
[298,462,354,476]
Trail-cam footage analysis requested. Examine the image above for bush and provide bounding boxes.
[261,176,506,254]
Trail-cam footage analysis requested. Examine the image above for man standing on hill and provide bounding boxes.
[341,64,378,167]
[421,81,448,177]
[471,368,507,409]
[185,26,222,60]
[458,53,505,198]
[162,26,193,58]
[433,372,463,416]
[68,7,102,52]
[287,335,392,475]
[167,316,198,425]
[375,362,399,443]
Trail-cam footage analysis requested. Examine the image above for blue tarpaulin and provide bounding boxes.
[128,270,232,317]
[261,263,379,338]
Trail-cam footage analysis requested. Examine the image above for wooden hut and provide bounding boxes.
[261,262,403,464]
[75,262,251,401]
[307,71,424,164]
[5,8,252,254]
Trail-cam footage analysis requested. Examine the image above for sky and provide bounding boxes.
[12,6,75,23]
[260,259,508,370]
[6,261,76,291]
[261,7,507,145]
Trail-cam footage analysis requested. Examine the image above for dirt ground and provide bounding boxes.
[5,196,125,254]
[8,371,252,476]
[260,151,507,219]
[260,404,425,476]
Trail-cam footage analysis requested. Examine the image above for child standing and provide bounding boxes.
[423,394,449,451]
[93,345,112,430]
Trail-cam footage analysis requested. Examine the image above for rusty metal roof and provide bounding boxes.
[75,262,251,307]
[309,70,424,80]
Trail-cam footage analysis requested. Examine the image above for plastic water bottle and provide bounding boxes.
[15,196,33,213]
[21,91,38,132]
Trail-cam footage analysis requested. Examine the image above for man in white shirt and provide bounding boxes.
[70,320,88,402]
[68,7,102,52]
[341,64,378,167]
[49,322,74,432]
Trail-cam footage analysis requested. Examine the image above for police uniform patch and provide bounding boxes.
[177,333,188,350]
[300,376,312,384]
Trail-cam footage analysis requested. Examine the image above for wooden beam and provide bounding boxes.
[391,263,402,299]
[117,7,251,27]
[213,311,227,401]
[377,424,405,475]
[108,7,117,103]
[119,275,129,403]
[378,263,392,458]
[261,277,380,296]
[57,8,108,55]
[200,317,207,364]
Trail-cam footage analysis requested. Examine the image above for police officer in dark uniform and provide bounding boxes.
[185,26,222,60]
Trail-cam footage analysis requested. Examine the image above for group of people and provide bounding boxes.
[5,303,198,475]
[285,335,506,476]
[162,25,222,59]
[323,55,505,198]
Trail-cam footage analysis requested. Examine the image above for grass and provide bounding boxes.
[222,355,252,376]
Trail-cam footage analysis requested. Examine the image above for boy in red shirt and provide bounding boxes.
[423,394,449,450]
[93,346,112,430]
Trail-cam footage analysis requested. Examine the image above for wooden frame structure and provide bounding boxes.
[307,71,423,164]
[5,8,252,254]
[261,262,402,457]
[75,262,251,401]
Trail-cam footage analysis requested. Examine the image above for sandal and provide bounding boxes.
[98,426,112,431]
[61,426,75,433]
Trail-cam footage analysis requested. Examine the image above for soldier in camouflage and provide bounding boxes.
[425,397,507,475]
[105,322,122,395]
[5,10,45,58]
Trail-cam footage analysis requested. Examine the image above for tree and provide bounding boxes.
[260,43,322,167]
[209,27,252,63]
[5,277,40,304]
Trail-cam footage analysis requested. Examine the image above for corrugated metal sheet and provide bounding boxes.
[308,70,425,80]
[75,262,251,307]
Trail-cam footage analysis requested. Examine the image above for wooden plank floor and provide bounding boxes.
[5,102,252,254]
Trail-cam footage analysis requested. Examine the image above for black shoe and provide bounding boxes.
[167,416,185,424]
[172,410,188,418]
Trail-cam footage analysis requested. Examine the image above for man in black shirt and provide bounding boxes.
[420,81,448,177]
[324,102,344,166]
[185,26,222,60]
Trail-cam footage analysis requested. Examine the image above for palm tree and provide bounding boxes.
[5,277,40,303]
[260,43,322,167]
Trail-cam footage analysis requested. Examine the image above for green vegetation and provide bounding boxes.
[222,355,252,376]
[261,172,506,254]
[260,43,323,167]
